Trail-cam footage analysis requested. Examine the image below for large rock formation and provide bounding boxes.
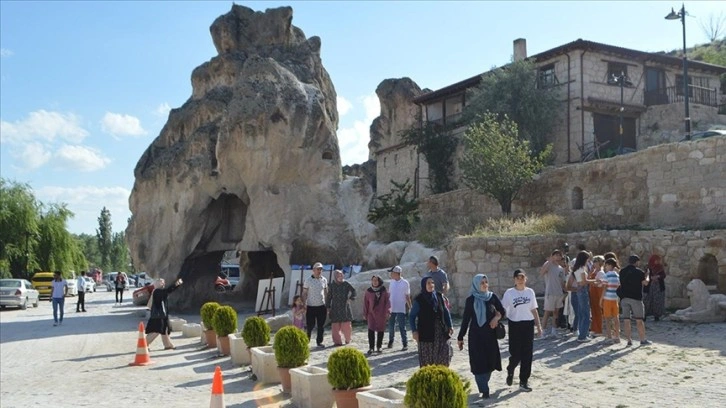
[127,5,374,310]
[368,77,424,158]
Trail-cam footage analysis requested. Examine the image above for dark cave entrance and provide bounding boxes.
[238,251,285,306]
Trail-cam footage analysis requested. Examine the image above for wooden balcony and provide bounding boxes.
[644,85,719,107]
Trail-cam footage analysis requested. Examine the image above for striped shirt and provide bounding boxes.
[604,271,620,301]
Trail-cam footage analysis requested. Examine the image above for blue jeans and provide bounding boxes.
[474,371,492,395]
[387,312,408,347]
[52,297,65,323]
[575,289,591,340]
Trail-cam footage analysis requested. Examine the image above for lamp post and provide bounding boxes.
[610,71,632,153]
[665,4,690,140]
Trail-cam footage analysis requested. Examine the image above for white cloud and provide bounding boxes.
[54,145,112,172]
[34,185,131,234]
[0,110,89,145]
[0,48,13,57]
[154,102,171,117]
[16,142,52,170]
[337,92,380,166]
[337,96,353,117]
[101,112,147,137]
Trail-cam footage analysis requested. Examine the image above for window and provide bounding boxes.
[445,94,464,124]
[675,75,709,96]
[538,64,557,88]
[425,102,443,125]
[606,62,628,85]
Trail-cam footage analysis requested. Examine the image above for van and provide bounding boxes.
[31,272,56,298]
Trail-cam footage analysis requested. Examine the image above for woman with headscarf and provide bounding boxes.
[145,278,183,350]
[409,276,454,367]
[326,270,357,346]
[363,275,390,355]
[457,274,505,401]
[643,254,667,321]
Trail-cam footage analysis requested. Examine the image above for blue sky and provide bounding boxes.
[1,1,724,235]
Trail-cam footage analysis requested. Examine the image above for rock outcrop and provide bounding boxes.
[368,77,424,158]
[127,5,374,310]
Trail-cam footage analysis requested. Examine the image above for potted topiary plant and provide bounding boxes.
[200,301,221,349]
[273,325,310,394]
[404,365,470,408]
[243,316,275,382]
[327,347,371,408]
[212,305,238,356]
[242,316,271,348]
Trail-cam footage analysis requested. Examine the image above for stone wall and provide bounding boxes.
[419,136,726,231]
[447,229,726,313]
[639,103,726,147]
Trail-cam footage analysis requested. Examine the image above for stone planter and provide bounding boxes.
[250,346,280,384]
[357,388,406,408]
[229,334,251,365]
[182,323,202,338]
[169,318,187,332]
[290,365,334,408]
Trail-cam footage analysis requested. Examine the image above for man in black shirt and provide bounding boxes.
[619,255,651,346]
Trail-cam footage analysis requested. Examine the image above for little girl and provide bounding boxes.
[291,295,306,330]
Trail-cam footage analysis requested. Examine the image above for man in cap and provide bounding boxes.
[618,255,651,346]
[387,265,411,351]
[302,262,328,348]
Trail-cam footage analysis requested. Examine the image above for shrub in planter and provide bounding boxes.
[404,365,470,408]
[200,302,221,331]
[212,305,238,337]
[273,326,310,368]
[327,347,371,390]
[242,316,271,348]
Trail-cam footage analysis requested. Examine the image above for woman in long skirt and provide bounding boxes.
[145,278,183,350]
[410,277,453,367]
[644,255,667,321]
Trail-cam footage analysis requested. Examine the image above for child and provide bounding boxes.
[290,295,306,330]
[601,258,621,344]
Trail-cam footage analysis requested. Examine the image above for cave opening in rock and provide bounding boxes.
[238,250,286,306]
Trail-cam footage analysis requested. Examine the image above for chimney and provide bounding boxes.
[513,38,527,62]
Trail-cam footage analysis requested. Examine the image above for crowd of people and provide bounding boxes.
[294,248,668,405]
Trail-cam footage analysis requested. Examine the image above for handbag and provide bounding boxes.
[495,321,506,340]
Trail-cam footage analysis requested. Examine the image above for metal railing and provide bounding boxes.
[644,85,719,107]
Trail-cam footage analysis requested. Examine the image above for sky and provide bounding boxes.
[1,1,724,235]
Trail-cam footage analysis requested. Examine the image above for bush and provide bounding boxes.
[468,213,565,237]
[327,347,371,390]
[273,325,310,368]
[241,316,270,348]
[200,302,221,331]
[211,305,238,337]
[404,365,469,408]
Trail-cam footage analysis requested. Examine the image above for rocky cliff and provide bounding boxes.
[127,5,375,310]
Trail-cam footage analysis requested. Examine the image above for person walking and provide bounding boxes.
[425,255,449,296]
[410,276,453,367]
[571,251,596,342]
[619,255,651,346]
[145,278,184,350]
[501,269,541,392]
[114,273,127,304]
[539,250,565,338]
[302,262,328,348]
[457,274,505,401]
[644,254,667,321]
[326,270,356,346]
[387,265,411,351]
[50,271,68,326]
[602,258,621,344]
[76,271,87,312]
[363,275,390,355]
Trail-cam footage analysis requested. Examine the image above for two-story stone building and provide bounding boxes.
[373,38,726,199]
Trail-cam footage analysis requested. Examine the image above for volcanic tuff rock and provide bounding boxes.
[127,5,374,310]
[368,77,424,157]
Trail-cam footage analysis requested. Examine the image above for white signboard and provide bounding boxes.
[255,277,285,313]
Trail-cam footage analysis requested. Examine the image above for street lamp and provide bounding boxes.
[665,4,690,140]
[609,72,633,153]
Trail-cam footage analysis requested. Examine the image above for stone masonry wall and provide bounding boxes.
[447,229,726,314]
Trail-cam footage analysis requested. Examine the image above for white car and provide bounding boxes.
[0,279,40,310]
[83,277,96,293]
[65,279,79,297]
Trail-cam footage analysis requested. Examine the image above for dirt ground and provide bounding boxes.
[1,290,725,407]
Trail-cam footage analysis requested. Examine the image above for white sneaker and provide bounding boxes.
[550,328,557,337]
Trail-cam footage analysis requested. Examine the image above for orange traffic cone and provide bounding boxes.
[129,322,153,366]
[209,366,225,408]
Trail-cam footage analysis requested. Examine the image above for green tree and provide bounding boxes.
[368,179,420,242]
[75,233,102,267]
[463,59,559,155]
[110,231,129,271]
[96,207,112,270]
[0,179,40,278]
[400,120,458,194]
[36,204,86,275]
[459,113,552,215]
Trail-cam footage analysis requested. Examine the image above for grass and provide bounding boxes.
[467,214,566,237]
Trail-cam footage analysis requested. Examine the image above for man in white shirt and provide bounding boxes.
[387,265,411,351]
[501,269,542,392]
[302,262,328,348]
[51,271,68,326]
[76,271,87,312]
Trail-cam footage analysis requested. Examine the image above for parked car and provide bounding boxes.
[83,277,96,293]
[65,279,79,297]
[0,279,40,310]
[134,272,155,287]
[30,271,55,298]
[680,129,726,142]
[132,285,155,306]
[103,272,129,292]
